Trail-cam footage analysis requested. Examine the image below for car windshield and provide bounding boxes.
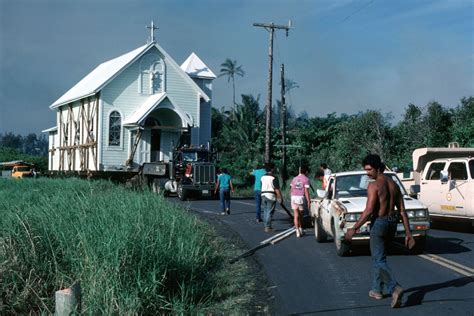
[335,173,408,198]
[15,166,31,172]
[182,151,208,162]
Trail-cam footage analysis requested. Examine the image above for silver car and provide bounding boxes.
[310,171,430,256]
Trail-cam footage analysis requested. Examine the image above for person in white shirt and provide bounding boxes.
[260,162,283,232]
[320,163,332,190]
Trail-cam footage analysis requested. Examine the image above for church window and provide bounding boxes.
[109,111,121,146]
[140,53,165,94]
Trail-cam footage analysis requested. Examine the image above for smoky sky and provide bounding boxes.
[0,0,472,135]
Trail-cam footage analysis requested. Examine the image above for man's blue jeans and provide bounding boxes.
[255,190,262,220]
[219,188,231,212]
[262,195,276,229]
[370,217,398,294]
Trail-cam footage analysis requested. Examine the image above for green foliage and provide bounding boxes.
[0,147,48,172]
[424,101,453,147]
[327,110,392,171]
[0,132,48,156]
[213,94,265,184]
[0,178,252,314]
[212,96,473,183]
[451,96,474,147]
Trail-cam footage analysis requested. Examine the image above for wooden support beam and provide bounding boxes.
[55,282,81,315]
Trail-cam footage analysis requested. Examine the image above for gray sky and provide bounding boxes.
[0,0,473,135]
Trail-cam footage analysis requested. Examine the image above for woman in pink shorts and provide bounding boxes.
[290,165,311,237]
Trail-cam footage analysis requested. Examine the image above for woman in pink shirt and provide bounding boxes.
[290,165,311,237]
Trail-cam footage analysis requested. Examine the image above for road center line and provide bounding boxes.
[419,253,474,277]
[220,201,474,277]
[233,200,289,216]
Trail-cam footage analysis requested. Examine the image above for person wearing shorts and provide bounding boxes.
[290,165,311,237]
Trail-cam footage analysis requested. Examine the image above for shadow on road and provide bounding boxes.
[425,236,472,255]
[430,220,474,233]
[404,276,474,307]
[293,277,474,313]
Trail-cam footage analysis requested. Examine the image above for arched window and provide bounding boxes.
[140,53,164,94]
[109,111,121,146]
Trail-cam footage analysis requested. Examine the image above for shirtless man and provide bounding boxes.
[344,154,414,308]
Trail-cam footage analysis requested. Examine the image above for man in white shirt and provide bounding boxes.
[260,162,283,232]
[320,163,332,190]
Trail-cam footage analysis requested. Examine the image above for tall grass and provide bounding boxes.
[0,178,243,314]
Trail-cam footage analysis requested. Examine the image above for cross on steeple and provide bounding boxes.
[147,20,158,43]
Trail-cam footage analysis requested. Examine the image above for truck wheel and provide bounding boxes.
[333,221,350,257]
[409,237,426,255]
[177,184,187,201]
[314,213,327,242]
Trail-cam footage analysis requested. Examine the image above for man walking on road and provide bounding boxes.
[252,164,266,223]
[214,168,234,215]
[344,154,415,308]
[260,162,283,232]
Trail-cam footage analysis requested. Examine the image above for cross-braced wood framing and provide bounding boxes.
[79,96,99,172]
[57,94,99,172]
[126,128,143,167]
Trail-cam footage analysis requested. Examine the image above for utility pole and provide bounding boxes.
[253,21,291,164]
[280,64,288,189]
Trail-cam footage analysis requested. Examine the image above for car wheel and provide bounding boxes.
[409,236,426,255]
[332,220,350,257]
[177,184,187,201]
[314,212,327,242]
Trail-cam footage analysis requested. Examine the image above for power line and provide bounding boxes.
[336,0,376,26]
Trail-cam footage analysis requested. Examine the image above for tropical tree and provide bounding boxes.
[284,78,299,94]
[423,101,453,147]
[451,96,474,147]
[218,59,245,114]
[390,103,427,169]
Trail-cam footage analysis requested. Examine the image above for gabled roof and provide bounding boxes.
[180,52,216,79]
[42,126,58,133]
[123,92,192,127]
[51,42,210,109]
[50,44,150,109]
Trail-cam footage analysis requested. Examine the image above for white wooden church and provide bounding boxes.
[43,22,216,173]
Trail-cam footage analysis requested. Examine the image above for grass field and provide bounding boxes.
[0,178,259,314]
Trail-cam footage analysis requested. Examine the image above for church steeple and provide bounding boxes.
[146,20,158,43]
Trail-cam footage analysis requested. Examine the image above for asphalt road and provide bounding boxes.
[172,197,474,315]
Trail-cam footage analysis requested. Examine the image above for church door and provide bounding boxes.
[150,129,161,162]
[139,129,151,164]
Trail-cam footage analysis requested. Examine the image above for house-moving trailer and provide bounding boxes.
[409,145,474,226]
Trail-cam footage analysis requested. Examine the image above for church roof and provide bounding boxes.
[180,52,216,79]
[123,92,192,127]
[51,42,210,109]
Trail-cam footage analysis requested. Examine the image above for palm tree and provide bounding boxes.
[284,78,299,94]
[219,59,245,116]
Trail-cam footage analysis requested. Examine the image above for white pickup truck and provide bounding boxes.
[408,146,474,226]
[310,170,430,256]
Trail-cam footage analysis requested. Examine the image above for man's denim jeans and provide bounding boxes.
[370,217,398,294]
[219,188,231,211]
[262,195,276,229]
[255,190,262,220]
